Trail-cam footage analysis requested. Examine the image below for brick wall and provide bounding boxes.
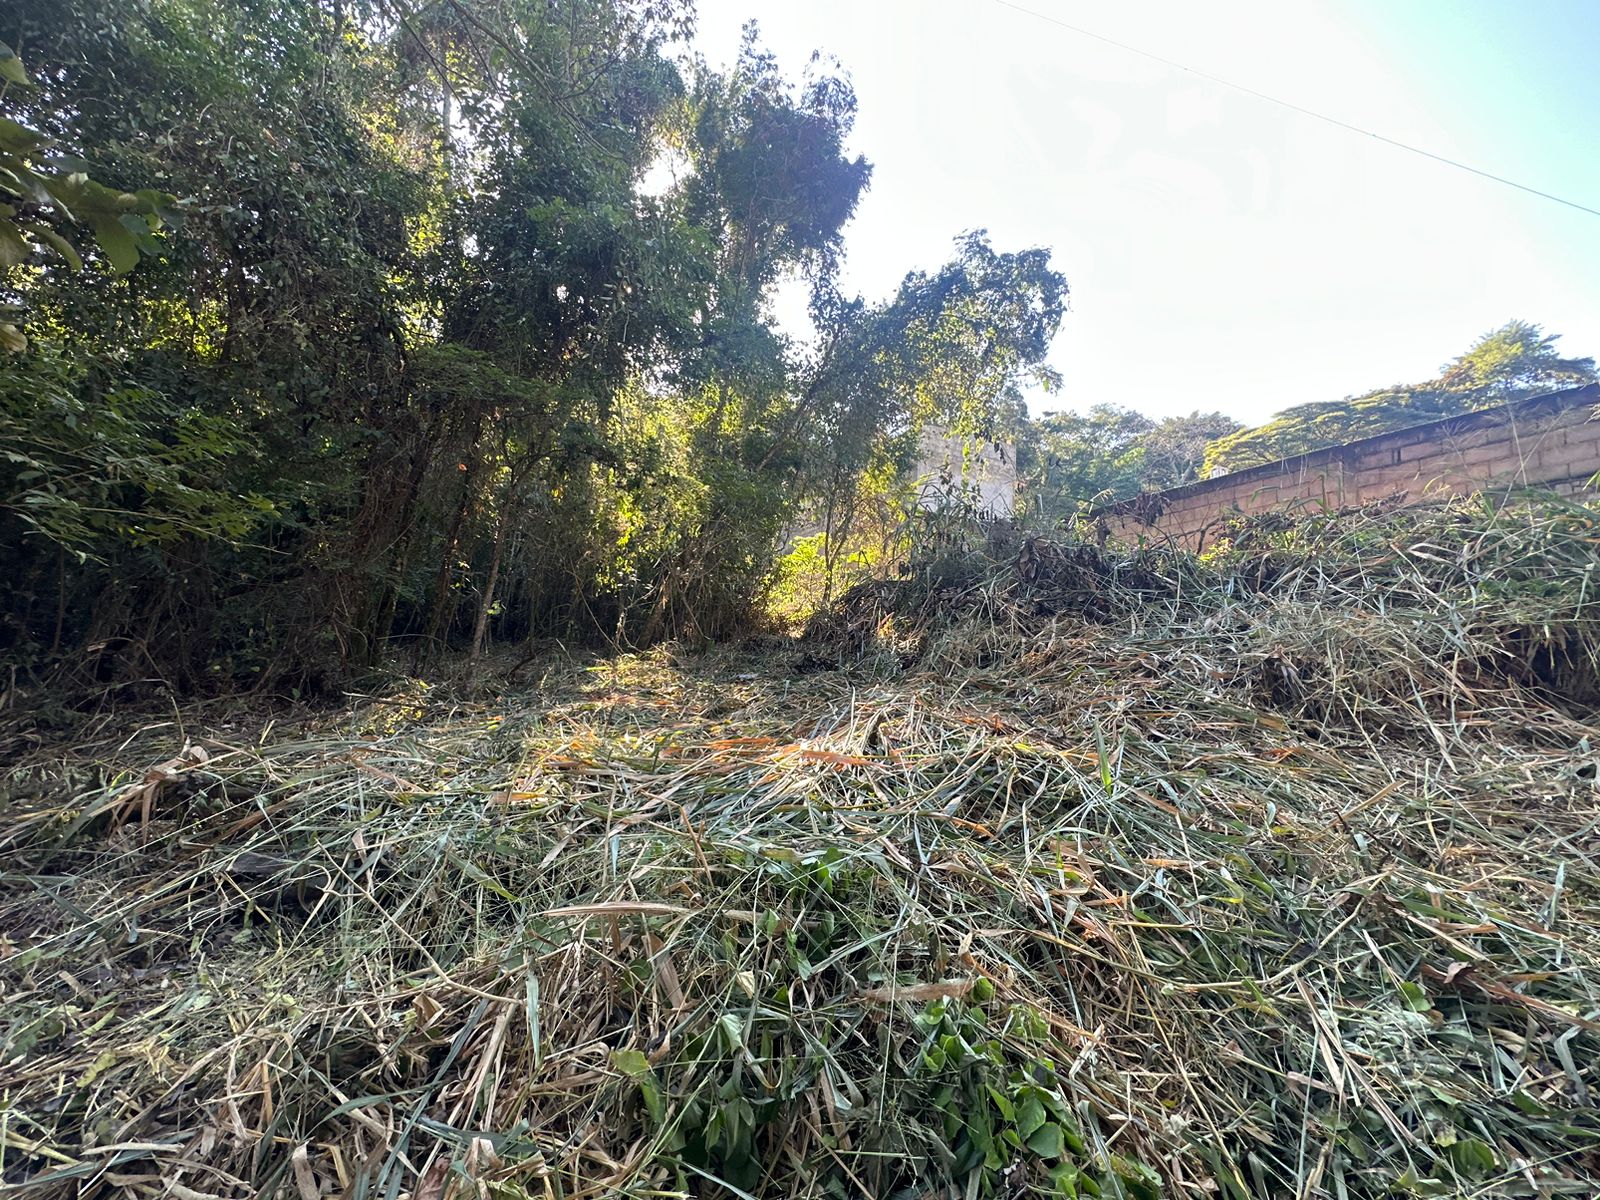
[1100,384,1600,550]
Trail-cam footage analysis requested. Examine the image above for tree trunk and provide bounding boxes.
[418,407,486,665]
[469,502,510,661]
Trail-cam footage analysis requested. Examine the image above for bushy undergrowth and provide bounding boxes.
[3,495,1599,1199]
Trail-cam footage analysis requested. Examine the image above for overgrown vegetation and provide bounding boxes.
[5,494,1599,1198]
[1014,406,1243,519]
[4,5,1600,1198]
[1200,322,1597,478]
[0,0,1063,691]
[4,2,1595,692]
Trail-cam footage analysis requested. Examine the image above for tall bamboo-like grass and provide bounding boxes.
[3,495,1598,1199]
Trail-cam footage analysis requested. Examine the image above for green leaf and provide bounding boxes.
[984,1083,1014,1121]
[1015,1093,1047,1139]
[610,1047,665,1124]
[23,222,83,270]
[84,213,138,273]
[611,1048,651,1079]
[1397,980,1434,1012]
[1445,1137,1496,1180]
[0,42,29,86]
[0,115,47,154]
[1049,1162,1085,1198]
[1025,1121,1065,1159]
[939,1032,966,1063]
[0,215,27,267]
[1110,1155,1164,1200]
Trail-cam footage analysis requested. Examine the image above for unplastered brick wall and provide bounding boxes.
[1100,384,1600,550]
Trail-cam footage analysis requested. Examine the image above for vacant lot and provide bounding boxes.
[5,500,1600,1199]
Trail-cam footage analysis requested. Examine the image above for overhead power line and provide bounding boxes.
[992,0,1600,220]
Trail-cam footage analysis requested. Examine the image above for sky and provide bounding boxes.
[687,0,1600,424]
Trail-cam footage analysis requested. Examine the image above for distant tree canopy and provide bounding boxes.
[1014,405,1241,519]
[1202,322,1598,477]
[1004,321,1595,523]
[0,1,1067,690]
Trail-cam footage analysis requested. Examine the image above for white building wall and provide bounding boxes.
[913,428,1017,517]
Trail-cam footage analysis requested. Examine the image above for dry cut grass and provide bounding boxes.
[3,494,1600,1199]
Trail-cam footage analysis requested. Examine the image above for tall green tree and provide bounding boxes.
[1019,404,1152,511]
[0,40,172,352]
[1013,405,1240,520]
[0,0,1072,688]
[1139,410,1244,488]
[796,231,1066,588]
